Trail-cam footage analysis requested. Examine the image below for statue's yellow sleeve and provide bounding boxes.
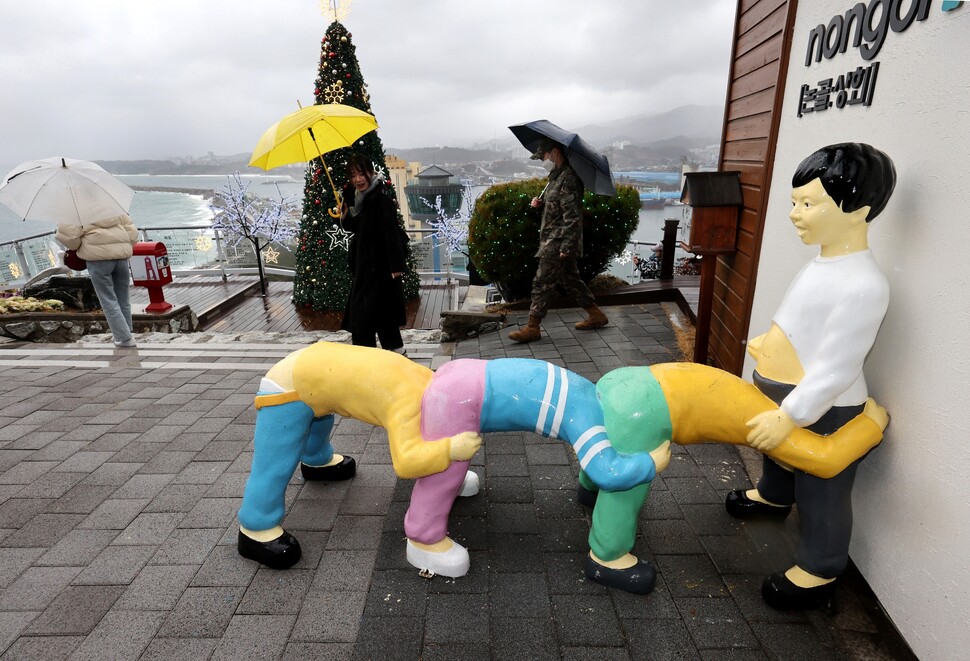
[650,363,883,479]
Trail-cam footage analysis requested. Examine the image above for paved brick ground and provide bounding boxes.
[0,305,916,660]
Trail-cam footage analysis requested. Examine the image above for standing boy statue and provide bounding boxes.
[725,143,897,610]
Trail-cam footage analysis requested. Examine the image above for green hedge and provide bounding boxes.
[468,179,639,301]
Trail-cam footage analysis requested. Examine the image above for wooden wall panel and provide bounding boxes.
[734,34,785,77]
[739,0,787,31]
[724,112,772,142]
[732,61,781,99]
[737,4,789,56]
[707,0,798,375]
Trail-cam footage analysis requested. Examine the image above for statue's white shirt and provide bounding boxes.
[772,249,889,426]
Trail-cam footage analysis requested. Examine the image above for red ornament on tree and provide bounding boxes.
[328,52,335,58]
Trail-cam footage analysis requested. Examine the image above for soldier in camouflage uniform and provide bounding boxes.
[509,139,608,343]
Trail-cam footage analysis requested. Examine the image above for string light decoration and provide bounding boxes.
[613,249,634,265]
[210,172,299,297]
[321,0,352,22]
[262,246,281,264]
[324,223,352,251]
[421,192,470,254]
[293,19,419,310]
[194,236,213,252]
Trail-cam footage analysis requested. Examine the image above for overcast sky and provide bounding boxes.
[0,0,736,171]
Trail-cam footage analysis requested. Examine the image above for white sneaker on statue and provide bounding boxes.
[458,470,480,497]
[406,539,470,578]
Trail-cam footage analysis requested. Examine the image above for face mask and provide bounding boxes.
[542,160,555,172]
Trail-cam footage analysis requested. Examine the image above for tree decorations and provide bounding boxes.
[323,81,345,104]
[324,223,352,251]
[261,246,281,264]
[320,0,352,22]
[210,172,299,297]
[293,19,419,310]
[422,189,472,255]
[613,249,634,265]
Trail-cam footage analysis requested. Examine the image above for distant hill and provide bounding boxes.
[573,105,723,147]
[383,146,516,165]
[387,104,723,166]
[98,154,267,175]
[96,105,724,175]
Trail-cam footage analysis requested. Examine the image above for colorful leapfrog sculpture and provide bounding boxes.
[236,342,668,576]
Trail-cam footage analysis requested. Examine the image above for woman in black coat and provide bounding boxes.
[339,155,408,352]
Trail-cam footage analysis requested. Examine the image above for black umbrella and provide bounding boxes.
[509,119,617,196]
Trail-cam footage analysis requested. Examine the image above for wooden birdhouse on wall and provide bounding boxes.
[681,171,743,254]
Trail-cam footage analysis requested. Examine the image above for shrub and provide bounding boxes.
[467,179,639,301]
[0,296,66,314]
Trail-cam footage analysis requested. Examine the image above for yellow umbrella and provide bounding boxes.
[249,103,379,215]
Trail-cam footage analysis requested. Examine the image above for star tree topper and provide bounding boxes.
[321,0,352,21]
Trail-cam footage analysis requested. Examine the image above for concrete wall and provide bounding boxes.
[743,2,969,658]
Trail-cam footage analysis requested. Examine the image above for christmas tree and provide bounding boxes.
[292,20,419,310]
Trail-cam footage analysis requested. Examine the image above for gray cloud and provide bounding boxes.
[0,0,735,171]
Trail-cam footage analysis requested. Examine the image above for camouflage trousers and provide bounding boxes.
[529,256,596,319]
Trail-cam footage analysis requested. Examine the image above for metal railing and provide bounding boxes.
[0,224,469,292]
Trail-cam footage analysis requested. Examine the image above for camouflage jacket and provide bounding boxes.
[536,163,585,259]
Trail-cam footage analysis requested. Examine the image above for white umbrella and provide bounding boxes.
[0,157,135,225]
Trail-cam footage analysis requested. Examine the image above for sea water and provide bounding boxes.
[0,171,688,284]
[0,173,303,244]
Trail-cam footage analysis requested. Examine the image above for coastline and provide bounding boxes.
[129,185,215,199]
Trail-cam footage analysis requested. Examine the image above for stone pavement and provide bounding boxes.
[0,304,915,660]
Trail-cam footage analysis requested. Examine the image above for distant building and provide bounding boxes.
[385,155,422,230]
[404,165,465,273]
[404,165,463,231]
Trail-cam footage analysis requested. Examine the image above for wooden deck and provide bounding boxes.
[501,275,701,322]
[129,274,465,333]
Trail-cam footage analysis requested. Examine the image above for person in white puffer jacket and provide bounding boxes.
[56,213,139,347]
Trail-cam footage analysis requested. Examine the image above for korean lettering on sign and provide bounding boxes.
[798,62,880,117]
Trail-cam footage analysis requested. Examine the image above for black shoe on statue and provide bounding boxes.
[725,489,792,520]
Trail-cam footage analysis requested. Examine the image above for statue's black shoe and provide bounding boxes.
[762,571,836,610]
[237,529,302,569]
[300,455,357,481]
[583,554,657,595]
[577,483,598,508]
[725,489,792,520]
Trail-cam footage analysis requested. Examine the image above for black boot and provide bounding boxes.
[300,455,357,481]
[237,529,302,569]
[761,571,836,610]
[725,489,792,520]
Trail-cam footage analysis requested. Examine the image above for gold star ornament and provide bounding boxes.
[262,246,281,264]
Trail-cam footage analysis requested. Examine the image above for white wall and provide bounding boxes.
[743,3,969,658]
